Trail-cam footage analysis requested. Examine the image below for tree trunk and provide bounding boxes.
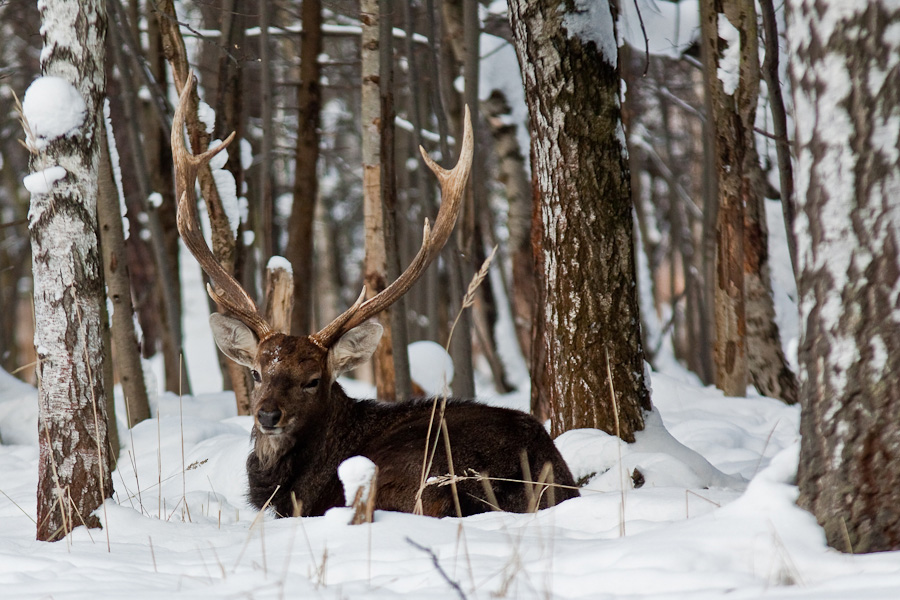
[98,121,151,426]
[508,0,651,440]
[699,0,749,397]
[29,0,113,541]
[158,0,250,409]
[361,0,397,401]
[258,0,275,263]
[108,0,191,395]
[789,0,900,554]
[439,0,476,399]
[483,91,534,367]
[379,0,412,402]
[287,0,322,336]
[759,0,798,279]
[744,177,799,405]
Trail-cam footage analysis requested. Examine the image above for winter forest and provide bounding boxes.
[1,0,900,597]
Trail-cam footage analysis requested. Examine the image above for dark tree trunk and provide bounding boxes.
[287,0,322,337]
[789,0,900,554]
[508,0,651,440]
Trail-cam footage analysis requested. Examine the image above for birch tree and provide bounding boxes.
[24,0,113,541]
[788,0,900,553]
[507,0,651,439]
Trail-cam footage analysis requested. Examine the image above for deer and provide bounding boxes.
[171,72,579,518]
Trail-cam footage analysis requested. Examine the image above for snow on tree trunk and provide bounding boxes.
[25,0,113,542]
[788,0,900,553]
[507,0,651,440]
[699,0,750,397]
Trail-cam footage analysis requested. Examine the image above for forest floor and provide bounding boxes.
[3,354,900,599]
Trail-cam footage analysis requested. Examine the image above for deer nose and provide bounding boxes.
[257,409,282,429]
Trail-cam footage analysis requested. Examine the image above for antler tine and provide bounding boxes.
[172,70,273,339]
[312,105,475,348]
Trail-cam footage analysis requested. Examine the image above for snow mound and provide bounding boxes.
[408,340,453,396]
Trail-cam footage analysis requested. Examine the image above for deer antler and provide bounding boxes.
[172,70,273,340]
[310,105,474,349]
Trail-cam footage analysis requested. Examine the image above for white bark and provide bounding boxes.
[789,0,900,553]
[29,0,113,541]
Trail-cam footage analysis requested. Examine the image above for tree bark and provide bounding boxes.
[360,0,397,400]
[508,0,651,440]
[158,0,251,409]
[29,0,113,541]
[744,176,799,405]
[483,91,534,367]
[758,0,798,279]
[97,121,151,426]
[108,0,191,395]
[379,0,412,402]
[264,259,294,335]
[699,0,749,397]
[287,0,322,337]
[789,0,900,554]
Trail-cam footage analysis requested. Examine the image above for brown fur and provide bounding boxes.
[237,332,580,518]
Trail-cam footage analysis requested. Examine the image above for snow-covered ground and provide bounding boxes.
[3,353,900,599]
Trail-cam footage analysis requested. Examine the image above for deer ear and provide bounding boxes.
[209,314,259,367]
[328,321,383,377]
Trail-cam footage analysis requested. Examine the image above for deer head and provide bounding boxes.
[172,71,473,441]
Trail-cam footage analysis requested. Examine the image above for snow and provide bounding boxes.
[22,166,66,194]
[239,138,253,171]
[266,255,293,274]
[338,456,377,505]
[7,354,900,598]
[407,341,454,396]
[562,0,617,66]
[22,76,86,150]
[196,100,215,135]
[717,13,741,96]
[103,100,129,240]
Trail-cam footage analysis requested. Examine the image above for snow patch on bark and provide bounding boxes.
[562,0,617,66]
[197,100,215,135]
[23,77,86,150]
[240,138,253,171]
[717,14,740,96]
[103,100,129,240]
[24,166,67,194]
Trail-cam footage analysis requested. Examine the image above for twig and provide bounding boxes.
[631,0,650,76]
[406,538,468,600]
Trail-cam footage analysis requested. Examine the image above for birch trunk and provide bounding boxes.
[29,0,113,542]
[789,0,900,554]
[507,0,651,439]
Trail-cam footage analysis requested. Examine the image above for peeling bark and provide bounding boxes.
[700,0,750,397]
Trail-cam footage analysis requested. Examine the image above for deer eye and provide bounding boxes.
[251,369,261,383]
[303,378,320,390]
